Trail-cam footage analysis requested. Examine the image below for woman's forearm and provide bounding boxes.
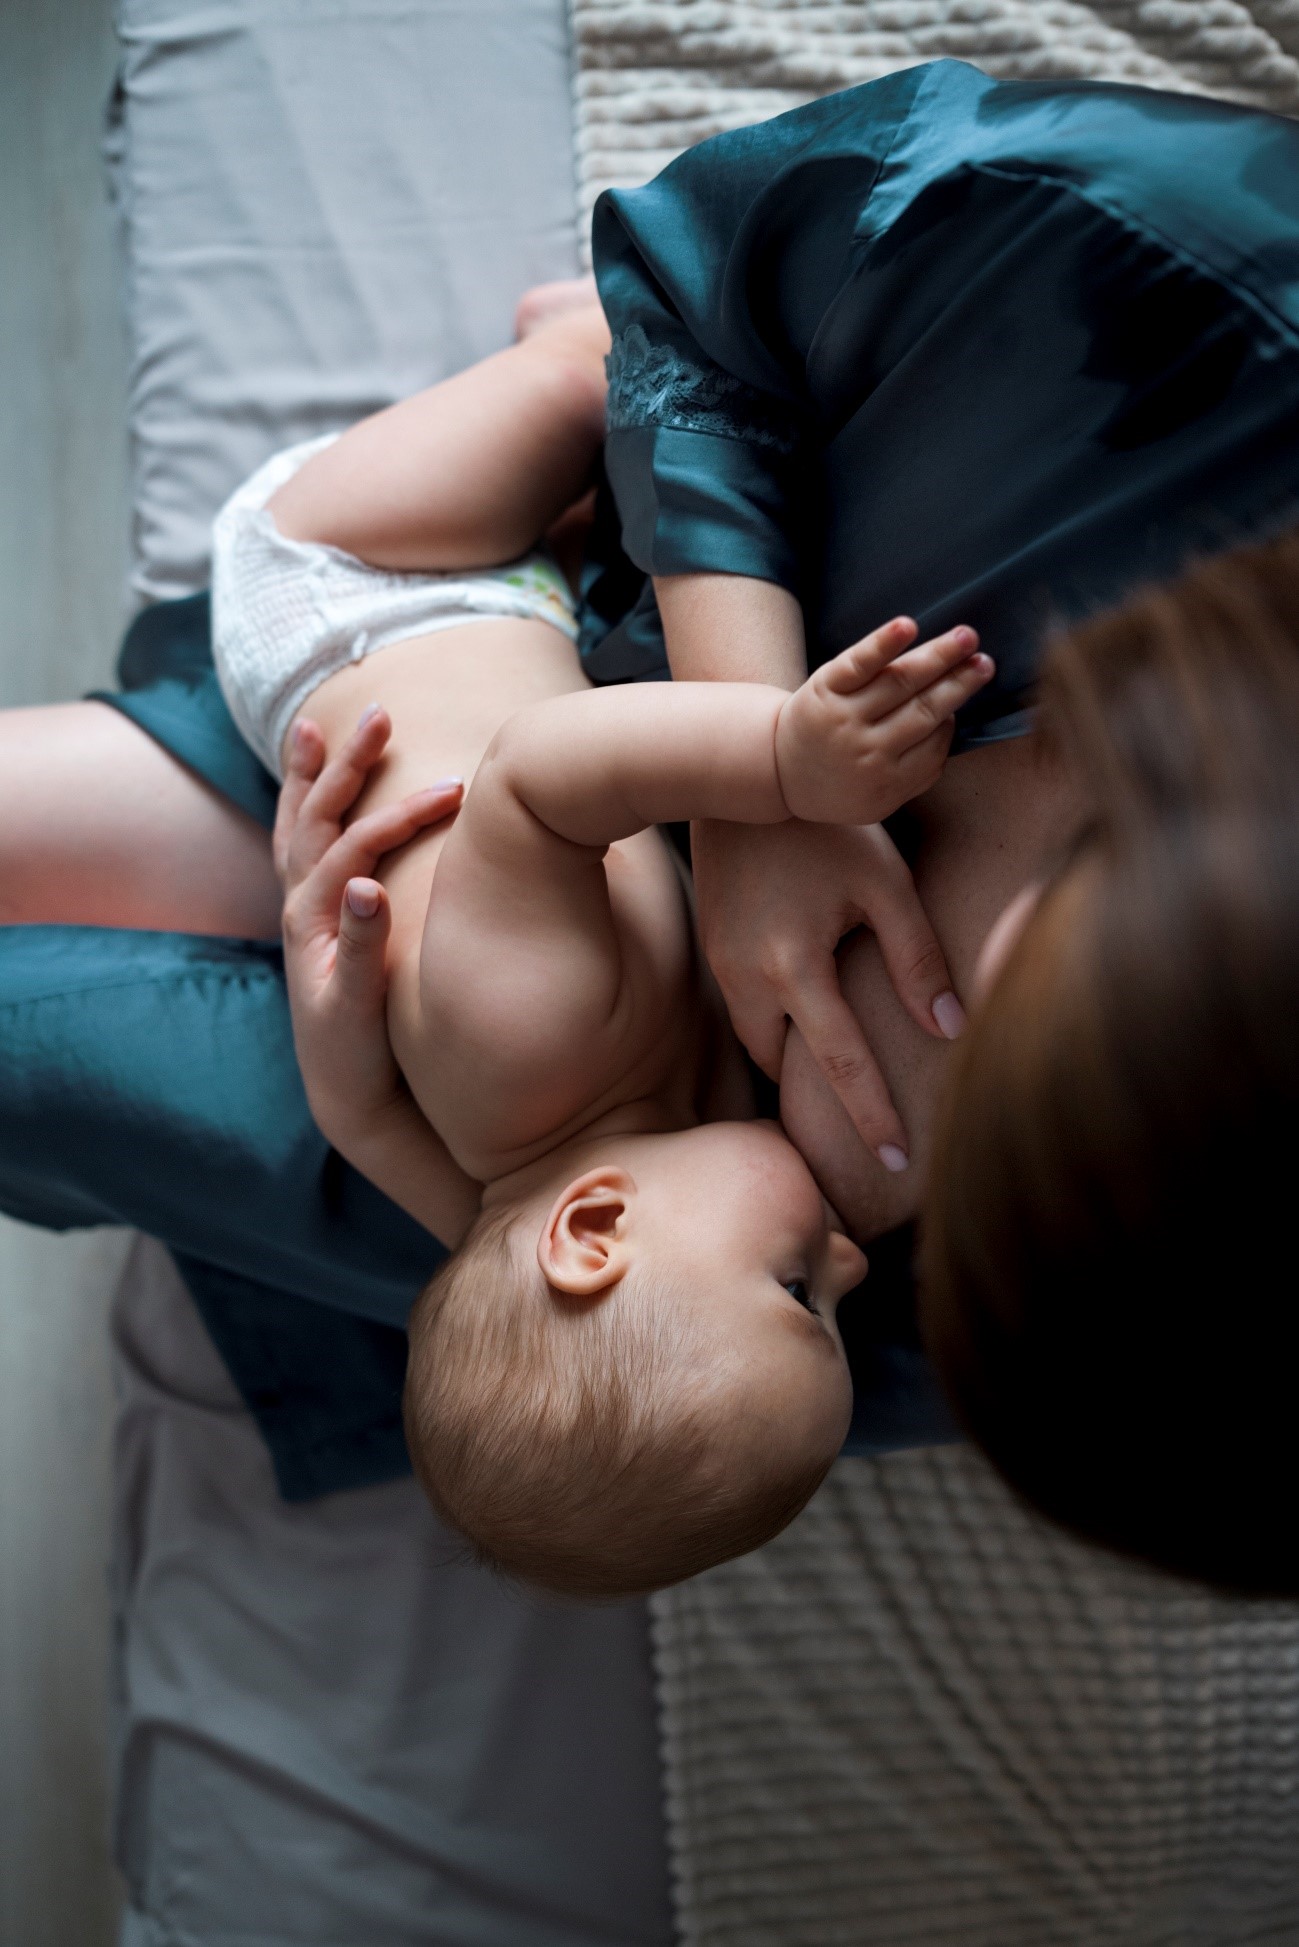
[655,573,807,689]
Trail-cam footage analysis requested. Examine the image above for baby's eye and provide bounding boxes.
[783,1279,816,1313]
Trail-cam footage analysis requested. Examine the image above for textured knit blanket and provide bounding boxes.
[568,7,1299,1941]
[571,1,1299,252]
[652,1449,1299,1944]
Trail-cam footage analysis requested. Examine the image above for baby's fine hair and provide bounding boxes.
[404,1202,833,1598]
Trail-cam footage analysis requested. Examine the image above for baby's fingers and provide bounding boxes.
[881,649,995,755]
[822,617,919,695]
[825,624,982,717]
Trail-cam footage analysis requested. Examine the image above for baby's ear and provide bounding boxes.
[537,1167,635,1298]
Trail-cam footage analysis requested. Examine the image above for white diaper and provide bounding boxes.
[211,435,579,777]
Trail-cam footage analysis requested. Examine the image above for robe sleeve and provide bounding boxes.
[591,67,929,593]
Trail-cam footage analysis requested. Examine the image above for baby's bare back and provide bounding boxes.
[295,618,702,1188]
[291,616,589,965]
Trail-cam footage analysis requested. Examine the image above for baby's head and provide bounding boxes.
[405,1122,863,1597]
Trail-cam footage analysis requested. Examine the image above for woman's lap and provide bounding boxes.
[0,910,448,1493]
[0,697,280,938]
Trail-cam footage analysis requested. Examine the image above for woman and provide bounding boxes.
[589,59,1299,1589]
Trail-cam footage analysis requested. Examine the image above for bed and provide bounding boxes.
[105,2,1299,1942]
[108,5,670,1942]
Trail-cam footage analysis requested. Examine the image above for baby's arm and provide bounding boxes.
[469,615,989,847]
[416,618,991,1172]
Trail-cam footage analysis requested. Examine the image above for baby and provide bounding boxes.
[215,290,992,1595]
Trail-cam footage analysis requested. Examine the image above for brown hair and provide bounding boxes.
[922,527,1299,1595]
[404,1202,836,1598]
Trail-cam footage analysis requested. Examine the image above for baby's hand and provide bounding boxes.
[277,708,462,1145]
[774,618,994,825]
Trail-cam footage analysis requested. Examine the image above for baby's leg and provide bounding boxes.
[268,303,613,957]
[268,300,611,574]
[0,702,280,937]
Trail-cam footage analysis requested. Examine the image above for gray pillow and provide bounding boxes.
[110,0,580,603]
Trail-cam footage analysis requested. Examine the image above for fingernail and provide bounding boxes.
[358,703,383,729]
[932,990,966,1040]
[972,652,994,674]
[345,881,380,918]
[431,776,463,791]
[877,1143,909,1174]
[291,721,308,750]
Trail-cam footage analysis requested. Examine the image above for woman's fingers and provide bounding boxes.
[282,716,327,790]
[279,707,393,883]
[299,704,393,828]
[714,968,792,1083]
[296,783,463,926]
[332,878,392,1012]
[273,717,327,880]
[278,706,463,898]
[856,834,967,1043]
[784,961,911,1167]
[339,783,463,879]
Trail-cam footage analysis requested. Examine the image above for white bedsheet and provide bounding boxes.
[107,5,672,1942]
[110,1240,670,1947]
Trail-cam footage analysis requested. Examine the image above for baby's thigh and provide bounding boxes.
[0,701,279,935]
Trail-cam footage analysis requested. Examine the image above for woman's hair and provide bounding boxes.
[921,527,1299,1595]
[403,1202,837,1599]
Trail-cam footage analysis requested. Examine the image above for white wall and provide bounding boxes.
[0,1,132,1939]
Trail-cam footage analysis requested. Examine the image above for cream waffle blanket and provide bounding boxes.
[571,1,1299,253]
[652,1450,1299,1943]
[571,6,1299,1941]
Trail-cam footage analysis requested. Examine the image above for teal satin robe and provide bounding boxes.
[593,61,1299,737]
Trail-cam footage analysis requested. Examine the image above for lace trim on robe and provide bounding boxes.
[605,324,799,455]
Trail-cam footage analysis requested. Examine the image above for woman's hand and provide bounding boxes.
[275,708,462,1152]
[690,816,966,1170]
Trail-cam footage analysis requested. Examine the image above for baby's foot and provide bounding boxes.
[514,276,600,341]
